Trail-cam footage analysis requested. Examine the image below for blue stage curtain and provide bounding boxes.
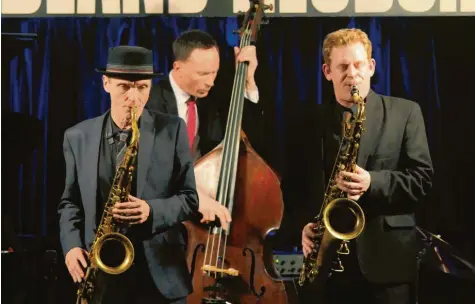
[2,16,474,260]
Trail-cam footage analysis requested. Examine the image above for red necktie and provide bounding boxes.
[186,98,197,150]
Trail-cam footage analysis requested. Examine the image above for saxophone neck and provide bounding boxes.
[350,85,365,120]
[130,106,140,145]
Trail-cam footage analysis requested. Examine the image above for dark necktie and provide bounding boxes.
[115,131,130,169]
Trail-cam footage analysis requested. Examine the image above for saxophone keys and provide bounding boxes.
[337,241,350,255]
[309,267,319,278]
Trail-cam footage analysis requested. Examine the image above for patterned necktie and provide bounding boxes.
[115,131,129,169]
[186,98,197,150]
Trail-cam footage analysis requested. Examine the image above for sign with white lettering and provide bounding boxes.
[2,0,474,17]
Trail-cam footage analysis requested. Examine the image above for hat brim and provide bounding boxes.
[95,68,163,79]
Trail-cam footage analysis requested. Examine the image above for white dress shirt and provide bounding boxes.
[168,72,259,137]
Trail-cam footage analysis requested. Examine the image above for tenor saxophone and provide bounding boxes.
[298,85,366,286]
[76,106,139,303]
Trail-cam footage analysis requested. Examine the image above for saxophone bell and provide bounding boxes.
[323,198,365,242]
[298,198,365,286]
[92,232,135,275]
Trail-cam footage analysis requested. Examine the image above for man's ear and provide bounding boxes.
[102,75,111,93]
[322,63,332,81]
[368,58,376,77]
[173,60,181,72]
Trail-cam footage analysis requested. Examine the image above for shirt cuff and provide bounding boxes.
[244,87,259,104]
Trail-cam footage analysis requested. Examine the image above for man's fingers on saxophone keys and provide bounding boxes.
[303,245,312,258]
[302,236,315,249]
[336,175,364,195]
[113,212,146,224]
[112,196,150,224]
[304,222,318,238]
[74,265,84,282]
[339,171,363,182]
[113,202,141,209]
[78,250,88,268]
[65,247,88,282]
[68,258,84,283]
[338,166,371,195]
[302,223,318,258]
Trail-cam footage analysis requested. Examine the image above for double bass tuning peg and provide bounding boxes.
[262,4,274,11]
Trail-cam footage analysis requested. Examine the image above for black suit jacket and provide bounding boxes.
[146,78,264,161]
[57,109,199,299]
[280,90,433,283]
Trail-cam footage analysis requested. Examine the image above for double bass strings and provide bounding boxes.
[201,24,252,280]
[218,29,251,278]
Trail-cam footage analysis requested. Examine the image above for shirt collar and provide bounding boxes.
[334,101,358,117]
[106,112,133,144]
[169,71,191,105]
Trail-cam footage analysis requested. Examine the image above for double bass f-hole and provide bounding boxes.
[242,247,266,297]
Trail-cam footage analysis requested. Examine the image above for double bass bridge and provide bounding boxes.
[202,265,239,277]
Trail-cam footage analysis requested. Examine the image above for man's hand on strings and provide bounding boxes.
[197,187,232,231]
[234,45,258,93]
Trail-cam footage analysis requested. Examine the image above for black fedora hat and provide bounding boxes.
[95,45,162,78]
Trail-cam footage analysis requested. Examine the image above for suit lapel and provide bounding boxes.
[194,99,212,159]
[83,112,108,226]
[137,109,155,197]
[357,90,384,168]
[147,78,179,115]
[161,77,202,158]
[159,79,179,115]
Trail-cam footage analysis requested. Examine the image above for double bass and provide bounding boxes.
[183,1,296,303]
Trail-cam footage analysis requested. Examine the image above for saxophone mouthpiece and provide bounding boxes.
[351,85,362,104]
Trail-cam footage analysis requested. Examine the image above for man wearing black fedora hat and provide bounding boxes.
[58,45,198,303]
[147,29,263,233]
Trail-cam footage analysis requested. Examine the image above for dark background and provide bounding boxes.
[2,16,475,303]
